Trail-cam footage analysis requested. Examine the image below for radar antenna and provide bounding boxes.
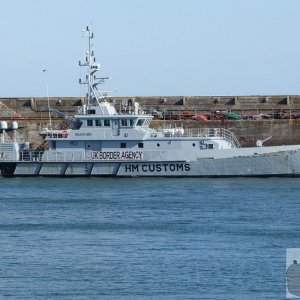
[79,26,110,111]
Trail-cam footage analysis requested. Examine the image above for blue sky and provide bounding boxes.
[1,0,300,97]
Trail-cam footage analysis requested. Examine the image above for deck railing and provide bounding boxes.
[159,127,240,148]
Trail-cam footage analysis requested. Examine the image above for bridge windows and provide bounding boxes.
[87,109,96,115]
[95,120,102,126]
[135,118,152,127]
[104,119,111,127]
[121,119,135,127]
[86,118,112,127]
[136,119,145,126]
[85,117,151,128]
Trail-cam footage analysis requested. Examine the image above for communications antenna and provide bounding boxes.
[79,26,110,112]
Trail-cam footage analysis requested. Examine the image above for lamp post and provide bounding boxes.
[43,69,52,130]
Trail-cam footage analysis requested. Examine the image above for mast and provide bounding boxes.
[79,26,110,112]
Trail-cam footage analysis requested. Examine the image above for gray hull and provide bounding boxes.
[118,149,300,177]
[3,148,299,177]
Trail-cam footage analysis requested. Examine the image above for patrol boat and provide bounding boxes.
[1,27,300,177]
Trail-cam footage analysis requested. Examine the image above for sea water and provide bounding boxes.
[0,177,299,299]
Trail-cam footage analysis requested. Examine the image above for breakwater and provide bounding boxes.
[1,95,300,147]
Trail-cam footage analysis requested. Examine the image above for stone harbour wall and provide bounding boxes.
[1,96,300,147]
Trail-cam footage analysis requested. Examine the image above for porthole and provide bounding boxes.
[157,143,160,147]
[192,143,196,147]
